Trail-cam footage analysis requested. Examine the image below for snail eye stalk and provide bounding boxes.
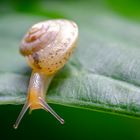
[13,97,64,129]
[13,102,30,129]
[39,97,64,124]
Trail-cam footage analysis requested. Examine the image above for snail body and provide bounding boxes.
[14,19,78,129]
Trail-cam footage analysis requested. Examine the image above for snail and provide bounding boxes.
[13,19,78,129]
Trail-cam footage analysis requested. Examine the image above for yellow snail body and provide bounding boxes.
[13,19,78,129]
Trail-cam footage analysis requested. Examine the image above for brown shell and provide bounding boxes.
[20,19,78,75]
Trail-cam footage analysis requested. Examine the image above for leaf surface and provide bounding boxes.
[1,2,140,118]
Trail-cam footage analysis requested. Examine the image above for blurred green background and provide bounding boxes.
[1,0,140,140]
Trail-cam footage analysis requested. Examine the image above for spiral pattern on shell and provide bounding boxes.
[20,19,78,75]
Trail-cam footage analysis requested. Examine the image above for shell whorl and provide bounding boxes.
[20,20,60,56]
[20,19,78,75]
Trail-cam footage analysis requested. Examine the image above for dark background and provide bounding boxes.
[1,104,140,140]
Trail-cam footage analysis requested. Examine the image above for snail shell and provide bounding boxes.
[20,19,78,75]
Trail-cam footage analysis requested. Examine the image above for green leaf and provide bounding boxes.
[1,1,140,119]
